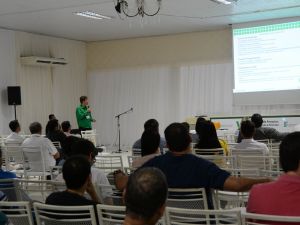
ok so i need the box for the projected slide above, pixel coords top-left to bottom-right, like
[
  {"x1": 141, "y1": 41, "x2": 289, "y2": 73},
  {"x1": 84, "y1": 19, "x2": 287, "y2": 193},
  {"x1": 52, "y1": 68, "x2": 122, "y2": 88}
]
[{"x1": 233, "y1": 21, "x2": 300, "y2": 93}]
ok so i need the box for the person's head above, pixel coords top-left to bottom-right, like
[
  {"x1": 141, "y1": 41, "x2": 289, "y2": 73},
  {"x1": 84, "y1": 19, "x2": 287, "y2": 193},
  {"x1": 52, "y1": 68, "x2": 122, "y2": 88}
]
[
  {"x1": 69, "y1": 138, "x2": 98, "y2": 162},
  {"x1": 181, "y1": 122, "x2": 190, "y2": 132},
  {"x1": 195, "y1": 117, "x2": 207, "y2": 135},
  {"x1": 63, "y1": 155, "x2": 91, "y2": 191},
  {"x1": 124, "y1": 167, "x2": 168, "y2": 225},
  {"x1": 240, "y1": 120, "x2": 255, "y2": 139},
  {"x1": 61, "y1": 121, "x2": 71, "y2": 133},
  {"x1": 195, "y1": 120, "x2": 221, "y2": 148},
  {"x1": 280, "y1": 132, "x2": 300, "y2": 173},
  {"x1": 29, "y1": 122, "x2": 42, "y2": 135},
  {"x1": 80, "y1": 96, "x2": 88, "y2": 106},
  {"x1": 251, "y1": 113, "x2": 264, "y2": 128},
  {"x1": 144, "y1": 119, "x2": 159, "y2": 133},
  {"x1": 141, "y1": 131, "x2": 160, "y2": 157},
  {"x1": 9, "y1": 120, "x2": 21, "y2": 133},
  {"x1": 48, "y1": 114, "x2": 56, "y2": 120},
  {"x1": 46, "y1": 119, "x2": 60, "y2": 133},
  {"x1": 164, "y1": 123, "x2": 191, "y2": 152}
]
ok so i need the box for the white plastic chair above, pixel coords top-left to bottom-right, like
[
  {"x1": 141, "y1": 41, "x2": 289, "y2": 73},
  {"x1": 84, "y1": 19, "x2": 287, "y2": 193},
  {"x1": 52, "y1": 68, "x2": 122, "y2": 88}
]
[
  {"x1": 2, "y1": 146, "x2": 24, "y2": 173},
  {"x1": 0, "y1": 201, "x2": 34, "y2": 225},
  {"x1": 34, "y1": 202, "x2": 98, "y2": 225},
  {"x1": 213, "y1": 190, "x2": 249, "y2": 209},
  {"x1": 22, "y1": 146, "x2": 51, "y2": 180},
  {"x1": 167, "y1": 188, "x2": 208, "y2": 210},
  {"x1": 94, "y1": 155, "x2": 124, "y2": 174},
  {"x1": 241, "y1": 207, "x2": 300, "y2": 224},
  {"x1": 197, "y1": 155, "x2": 236, "y2": 170},
  {"x1": 97, "y1": 204, "x2": 126, "y2": 225},
  {"x1": 81, "y1": 129, "x2": 98, "y2": 146},
  {"x1": 0, "y1": 178, "x2": 22, "y2": 201},
  {"x1": 96, "y1": 184, "x2": 122, "y2": 206},
  {"x1": 165, "y1": 207, "x2": 242, "y2": 225}
]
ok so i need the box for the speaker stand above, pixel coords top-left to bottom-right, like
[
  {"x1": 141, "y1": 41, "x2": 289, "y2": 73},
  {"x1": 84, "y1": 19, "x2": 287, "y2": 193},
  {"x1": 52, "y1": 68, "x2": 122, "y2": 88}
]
[{"x1": 13, "y1": 104, "x2": 17, "y2": 120}]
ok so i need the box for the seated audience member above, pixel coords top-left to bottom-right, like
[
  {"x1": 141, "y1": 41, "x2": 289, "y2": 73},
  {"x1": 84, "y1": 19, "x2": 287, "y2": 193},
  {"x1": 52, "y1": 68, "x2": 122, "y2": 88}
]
[
  {"x1": 46, "y1": 155, "x2": 100, "y2": 206},
  {"x1": 61, "y1": 121, "x2": 72, "y2": 136},
  {"x1": 181, "y1": 122, "x2": 199, "y2": 144},
  {"x1": 195, "y1": 120, "x2": 229, "y2": 155},
  {"x1": 116, "y1": 123, "x2": 270, "y2": 209},
  {"x1": 5, "y1": 120, "x2": 24, "y2": 144},
  {"x1": 235, "y1": 120, "x2": 269, "y2": 154},
  {"x1": 46, "y1": 119, "x2": 66, "y2": 144},
  {"x1": 247, "y1": 132, "x2": 300, "y2": 216},
  {"x1": 133, "y1": 119, "x2": 166, "y2": 151},
  {"x1": 0, "y1": 148, "x2": 17, "y2": 179},
  {"x1": 22, "y1": 122, "x2": 60, "y2": 170},
  {"x1": 238, "y1": 113, "x2": 288, "y2": 142},
  {"x1": 55, "y1": 139, "x2": 112, "y2": 203},
  {"x1": 124, "y1": 167, "x2": 168, "y2": 225},
  {"x1": 132, "y1": 131, "x2": 161, "y2": 168},
  {"x1": 45, "y1": 114, "x2": 57, "y2": 135}
]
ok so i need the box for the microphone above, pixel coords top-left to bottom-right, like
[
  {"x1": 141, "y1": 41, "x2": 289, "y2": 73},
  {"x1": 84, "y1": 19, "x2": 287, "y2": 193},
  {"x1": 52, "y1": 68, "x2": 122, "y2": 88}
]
[{"x1": 131, "y1": 107, "x2": 133, "y2": 112}]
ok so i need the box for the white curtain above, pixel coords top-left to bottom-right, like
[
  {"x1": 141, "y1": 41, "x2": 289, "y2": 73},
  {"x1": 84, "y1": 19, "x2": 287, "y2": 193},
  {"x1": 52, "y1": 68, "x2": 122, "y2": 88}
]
[
  {"x1": 15, "y1": 32, "x2": 87, "y2": 133},
  {"x1": 88, "y1": 63, "x2": 300, "y2": 146}
]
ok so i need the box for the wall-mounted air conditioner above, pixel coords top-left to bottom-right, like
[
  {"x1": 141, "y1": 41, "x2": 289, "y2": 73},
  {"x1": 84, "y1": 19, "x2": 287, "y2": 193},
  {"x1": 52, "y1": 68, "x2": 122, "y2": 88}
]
[{"x1": 20, "y1": 56, "x2": 67, "y2": 66}]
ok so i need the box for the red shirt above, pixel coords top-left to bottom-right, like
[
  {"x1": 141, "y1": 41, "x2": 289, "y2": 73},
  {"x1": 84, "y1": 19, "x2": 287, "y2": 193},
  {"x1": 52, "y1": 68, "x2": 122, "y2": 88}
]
[{"x1": 247, "y1": 174, "x2": 300, "y2": 223}]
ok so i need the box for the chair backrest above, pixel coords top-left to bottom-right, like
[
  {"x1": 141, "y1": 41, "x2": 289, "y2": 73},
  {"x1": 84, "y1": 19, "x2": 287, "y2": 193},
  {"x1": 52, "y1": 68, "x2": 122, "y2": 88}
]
[
  {"x1": 34, "y1": 202, "x2": 98, "y2": 225},
  {"x1": 96, "y1": 184, "x2": 122, "y2": 205},
  {"x1": 50, "y1": 166, "x2": 63, "y2": 180},
  {"x1": 0, "y1": 178, "x2": 21, "y2": 201},
  {"x1": 22, "y1": 146, "x2": 48, "y2": 178},
  {"x1": 0, "y1": 201, "x2": 34, "y2": 225},
  {"x1": 2, "y1": 146, "x2": 24, "y2": 171},
  {"x1": 165, "y1": 207, "x2": 242, "y2": 225},
  {"x1": 132, "y1": 148, "x2": 141, "y2": 156},
  {"x1": 52, "y1": 141, "x2": 61, "y2": 149},
  {"x1": 213, "y1": 190, "x2": 249, "y2": 209},
  {"x1": 97, "y1": 204, "x2": 126, "y2": 225},
  {"x1": 241, "y1": 208, "x2": 300, "y2": 224},
  {"x1": 167, "y1": 188, "x2": 208, "y2": 210},
  {"x1": 81, "y1": 130, "x2": 98, "y2": 146},
  {"x1": 236, "y1": 155, "x2": 271, "y2": 171},
  {"x1": 3, "y1": 141, "x2": 22, "y2": 148},
  {"x1": 197, "y1": 154, "x2": 235, "y2": 170},
  {"x1": 193, "y1": 148, "x2": 224, "y2": 156},
  {"x1": 15, "y1": 179, "x2": 56, "y2": 203},
  {"x1": 94, "y1": 155, "x2": 124, "y2": 174}
]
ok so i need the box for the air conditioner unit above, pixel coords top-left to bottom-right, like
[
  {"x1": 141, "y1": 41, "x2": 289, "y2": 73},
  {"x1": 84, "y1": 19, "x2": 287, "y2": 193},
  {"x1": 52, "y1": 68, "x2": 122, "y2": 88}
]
[{"x1": 20, "y1": 56, "x2": 67, "y2": 66}]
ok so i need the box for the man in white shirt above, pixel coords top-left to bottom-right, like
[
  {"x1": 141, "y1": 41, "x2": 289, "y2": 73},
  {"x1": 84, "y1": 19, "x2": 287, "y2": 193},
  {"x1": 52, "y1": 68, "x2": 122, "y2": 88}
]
[
  {"x1": 235, "y1": 120, "x2": 269, "y2": 154},
  {"x1": 5, "y1": 120, "x2": 24, "y2": 144},
  {"x1": 22, "y1": 122, "x2": 60, "y2": 170}
]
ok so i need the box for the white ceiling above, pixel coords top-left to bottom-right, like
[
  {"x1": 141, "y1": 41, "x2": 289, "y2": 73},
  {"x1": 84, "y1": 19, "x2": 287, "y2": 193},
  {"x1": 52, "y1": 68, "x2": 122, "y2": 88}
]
[{"x1": 0, "y1": 0, "x2": 300, "y2": 41}]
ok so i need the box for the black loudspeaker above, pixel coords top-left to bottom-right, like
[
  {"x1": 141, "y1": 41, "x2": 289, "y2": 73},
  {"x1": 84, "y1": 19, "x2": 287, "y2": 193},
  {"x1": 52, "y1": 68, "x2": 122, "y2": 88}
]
[{"x1": 7, "y1": 86, "x2": 22, "y2": 105}]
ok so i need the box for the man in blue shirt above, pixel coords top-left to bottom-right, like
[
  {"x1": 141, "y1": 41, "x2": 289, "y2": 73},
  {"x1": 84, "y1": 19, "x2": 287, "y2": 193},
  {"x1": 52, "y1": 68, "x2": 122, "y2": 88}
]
[{"x1": 116, "y1": 123, "x2": 271, "y2": 209}]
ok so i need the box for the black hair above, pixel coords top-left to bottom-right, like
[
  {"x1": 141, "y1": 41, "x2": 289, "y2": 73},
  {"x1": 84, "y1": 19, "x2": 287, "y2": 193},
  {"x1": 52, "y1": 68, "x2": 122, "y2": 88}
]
[
  {"x1": 195, "y1": 120, "x2": 221, "y2": 149},
  {"x1": 49, "y1": 114, "x2": 56, "y2": 120},
  {"x1": 164, "y1": 123, "x2": 191, "y2": 152},
  {"x1": 80, "y1": 96, "x2": 88, "y2": 104},
  {"x1": 280, "y1": 132, "x2": 300, "y2": 172},
  {"x1": 46, "y1": 119, "x2": 60, "y2": 133},
  {"x1": 141, "y1": 131, "x2": 160, "y2": 157},
  {"x1": 240, "y1": 120, "x2": 255, "y2": 138},
  {"x1": 61, "y1": 121, "x2": 71, "y2": 132},
  {"x1": 144, "y1": 119, "x2": 159, "y2": 133},
  {"x1": 9, "y1": 120, "x2": 20, "y2": 132},
  {"x1": 29, "y1": 122, "x2": 42, "y2": 134},
  {"x1": 61, "y1": 136, "x2": 82, "y2": 159},
  {"x1": 63, "y1": 155, "x2": 91, "y2": 190},
  {"x1": 251, "y1": 113, "x2": 263, "y2": 128},
  {"x1": 125, "y1": 167, "x2": 168, "y2": 221},
  {"x1": 181, "y1": 122, "x2": 190, "y2": 132},
  {"x1": 69, "y1": 138, "x2": 98, "y2": 160}
]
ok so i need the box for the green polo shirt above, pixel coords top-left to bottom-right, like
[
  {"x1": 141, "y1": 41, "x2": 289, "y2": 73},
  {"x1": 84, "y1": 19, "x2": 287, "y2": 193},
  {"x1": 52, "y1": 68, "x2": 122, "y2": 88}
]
[{"x1": 76, "y1": 105, "x2": 93, "y2": 129}]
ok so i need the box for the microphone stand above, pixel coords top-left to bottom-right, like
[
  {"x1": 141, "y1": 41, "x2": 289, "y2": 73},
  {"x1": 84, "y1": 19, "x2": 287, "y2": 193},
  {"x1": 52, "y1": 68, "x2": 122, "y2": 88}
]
[{"x1": 114, "y1": 108, "x2": 133, "y2": 153}]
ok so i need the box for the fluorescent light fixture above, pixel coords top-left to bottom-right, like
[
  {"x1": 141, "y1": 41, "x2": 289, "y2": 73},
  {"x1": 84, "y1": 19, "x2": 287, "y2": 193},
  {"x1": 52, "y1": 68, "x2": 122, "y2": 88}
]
[
  {"x1": 75, "y1": 11, "x2": 112, "y2": 20},
  {"x1": 211, "y1": 0, "x2": 237, "y2": 5}
]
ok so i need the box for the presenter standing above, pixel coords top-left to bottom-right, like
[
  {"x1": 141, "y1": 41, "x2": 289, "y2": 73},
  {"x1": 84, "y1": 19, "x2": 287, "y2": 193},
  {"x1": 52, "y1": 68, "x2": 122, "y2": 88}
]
[{"x1": 76, "y1": 96, "x2": 96, "y2": 131}]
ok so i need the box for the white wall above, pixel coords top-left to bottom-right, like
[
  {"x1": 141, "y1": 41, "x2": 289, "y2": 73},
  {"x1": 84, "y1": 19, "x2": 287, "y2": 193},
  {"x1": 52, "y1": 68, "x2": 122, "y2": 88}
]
[
  {"x1": 0, "y1": 29, "x2": 17, "y2": 135},
  {"x1": 0, "y1": 29, "x2": 87, "y2": 135}
]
